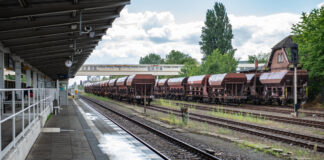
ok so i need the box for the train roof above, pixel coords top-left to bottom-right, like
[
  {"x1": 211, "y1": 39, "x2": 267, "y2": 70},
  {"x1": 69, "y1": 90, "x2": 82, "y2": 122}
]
[
  {"x1": 126, "y1": 74, "x2": 155, "y2": 86},
  {"x1": 260, "y1": 70, "x2": 288, "y2": 84},
  {"x1": 167, "y1": 77, "x2": 187, "y2": 86},
  {"x1": 116, "y1": 76, "x2": 128, "y2": 86},
  {"x1": 157, "y1": 78, "x2": 168, "y2": 86},
  {"x1": 187, "y1": 75, "x2": 209, "y2": 85},
  {"x1": 109, "y1": 79, "x2": 117, "y2": 86},
  {"x1": 209, "y1": 73, "x2": 246, "y2": 86},
  {"x1": 245, "y1": 74, "x2": 255, "y2": 83}
]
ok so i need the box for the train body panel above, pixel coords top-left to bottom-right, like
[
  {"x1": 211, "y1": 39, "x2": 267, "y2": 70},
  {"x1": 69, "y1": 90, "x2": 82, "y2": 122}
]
[
  {"x1": 167, "y1": 77, "x2": 188, "y2": 100},
  {"x1": 186, "y1": 75, "x2": 210, "y2": 101},
  {"x1": 155, "y1": 78, "x2": 169, "y2": 98},
  {"x1": 208, "y1": 73, "x2": 247, "y2": 103},
  {"x1": 126, "y1": 74, "x2": 155, "y2": 104}
]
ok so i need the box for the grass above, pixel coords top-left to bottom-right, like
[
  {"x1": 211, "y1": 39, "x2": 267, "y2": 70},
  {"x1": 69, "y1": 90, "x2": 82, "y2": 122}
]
[
  {"x1": 206, "y1": 109, "x2": 282, "y2": 127},
  {"x1": 152, "y1": 99, "x2": 180, "y2": 110},
  {"x1": 217, "y1": 127, "x2": 232, "y2": 134},
  {"x1": 159, "y1": 112, "x2": 186, "y2": 127},
  {"x1": 81, "y1": 92, "x2": 112, "y2": 103},
  {"x1": 311, "y1": 127, "x2": 324, "y2": 135},
  {"x1": 45, "y1": 113, "x2": 52, "y2": 124},
  {"x1": 152, "y1": 99, "x2": 198, "y2": 111},
  {"x1": 154, "y1": 99, "x2": 286, "y2": 129}
]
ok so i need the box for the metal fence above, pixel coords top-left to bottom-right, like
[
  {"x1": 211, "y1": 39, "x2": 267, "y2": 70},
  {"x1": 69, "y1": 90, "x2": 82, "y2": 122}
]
[{"x1": 0, "y1": 88, "x2": 57, "y2": 159}]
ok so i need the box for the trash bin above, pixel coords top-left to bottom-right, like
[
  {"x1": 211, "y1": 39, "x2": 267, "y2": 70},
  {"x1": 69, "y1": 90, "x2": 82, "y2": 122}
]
[{"x1": 53, "y1": 99, "x2": 59, "y2": 115}]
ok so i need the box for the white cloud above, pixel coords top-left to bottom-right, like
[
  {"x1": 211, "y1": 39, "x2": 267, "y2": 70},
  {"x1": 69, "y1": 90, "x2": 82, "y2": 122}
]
[
  {"x1": 85, "y1": 9, "x2": 300, "y2": 64},
  {"x1": 86, "y1": 9, "x2": 203, "y2": 64},
  {"x1": 229, "y1": 13, "x2": 300, "y2": 60},
  {"x1": 318, "y1": 2, "x2": 324, "y2": 8}
]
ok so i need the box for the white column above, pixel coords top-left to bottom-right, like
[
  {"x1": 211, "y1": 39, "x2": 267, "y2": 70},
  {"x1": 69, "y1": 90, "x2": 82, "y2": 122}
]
[
  {"x1": 26, "y1": 65, "x2": 31, "y2": 87},
  {"x1": 56, "y1": 80, "x2": 60, "y2": 101},
  {"x1": 33, "y1": 70, "x2": 37, "y2": 88},
  {"x1": 38, "y1": 73, "x2": 42, "y2": 88},
  {"x1": 0, "y1": 50, "x2": 4, "y2": 89},
  {"x1": 15, "y1": 60, "x2": 22, "y2": 99}
]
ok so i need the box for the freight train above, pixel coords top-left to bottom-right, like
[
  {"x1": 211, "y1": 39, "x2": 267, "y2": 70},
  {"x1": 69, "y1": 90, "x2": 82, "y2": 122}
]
[
  {"x1": 84, "y1": 68, "x2": 308, "y2": 106},
  {"x1": 84, "y1": 36, "x2": 308, "y2": 106},
  {"x1": 85, "y1": 74, "x2": 155, "y2": 105}
]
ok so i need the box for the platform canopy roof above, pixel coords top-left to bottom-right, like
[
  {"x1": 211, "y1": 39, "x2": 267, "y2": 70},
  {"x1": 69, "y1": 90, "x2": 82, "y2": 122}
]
[{"x1": 0, "y1": 0, "x2": 130, "y2": 80}]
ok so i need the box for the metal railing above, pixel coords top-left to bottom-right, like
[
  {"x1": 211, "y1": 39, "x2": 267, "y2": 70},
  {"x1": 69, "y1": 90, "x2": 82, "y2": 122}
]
[{"x1": 0, "y1": 88, "x2": 57, "y2": 159}]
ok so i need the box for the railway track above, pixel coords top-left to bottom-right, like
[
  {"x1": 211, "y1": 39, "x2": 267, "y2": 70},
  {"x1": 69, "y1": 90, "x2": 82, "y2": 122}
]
[
  {"x1": 144, "y1": 104, "x2": 324, "y2": 152},
  {"x1": 80, "y1": 95, "x2": 220, "y2": 160},
  {"x1": 241, "y1": 104, "x2": 324, "y2": 118},
  {"x1": 156, "y1": 98, "x2": 324, "y2": 118},
  {"x1": 167, "y1": 102, "x2": 324, "y2": 129}
]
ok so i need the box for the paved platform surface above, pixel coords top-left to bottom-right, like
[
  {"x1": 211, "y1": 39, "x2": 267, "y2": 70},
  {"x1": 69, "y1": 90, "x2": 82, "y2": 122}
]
[
  {"x1": 26, "y1": 99, "x2": 107, "y2": 160},
  {"x1": 26, "y1": 98, "x2": 163, "y2": 160},
  {"x1": 76, "y1": 98, "x2": 162, "y2": 160}
]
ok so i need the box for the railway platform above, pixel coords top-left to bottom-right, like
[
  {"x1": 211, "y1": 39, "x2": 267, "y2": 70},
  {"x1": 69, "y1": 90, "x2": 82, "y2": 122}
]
[{"x1": 26, "y1": 98, "x2": 163, "y2": 160}]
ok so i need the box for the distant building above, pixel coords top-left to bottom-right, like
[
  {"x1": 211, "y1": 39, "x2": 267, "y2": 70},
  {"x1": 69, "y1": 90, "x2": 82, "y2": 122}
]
[
  {"x1": 267, "y1": 35, "x2": 294, "y2": 71},
  {"x1": 236, "y1": 61, "x2": 265, "y2": 72}
]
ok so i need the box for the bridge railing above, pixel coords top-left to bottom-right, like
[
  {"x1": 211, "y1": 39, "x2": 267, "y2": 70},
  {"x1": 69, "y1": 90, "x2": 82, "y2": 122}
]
[{"x1": 0, "y1": 88, "x2": 56, "y2": 159}]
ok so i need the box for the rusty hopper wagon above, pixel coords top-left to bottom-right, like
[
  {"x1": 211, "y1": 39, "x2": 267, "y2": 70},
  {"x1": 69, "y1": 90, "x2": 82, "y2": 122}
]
[
  {"x1": 259, "y1": 70, "x2": 308, "y2": 105},
  {"x1": 167, "y1": 77, "x2": 188, "y2": 100},
  {"x1": 102, "y1": 80, "x2": 110, "y2": 97},
  {"x1": 156, "y1": 78, "x2": 169, "y2": 98},
  {"x1": 108, "y1": 78, "x2": 117, "y2": 98},
  {"x1": 244, "y1": 73, "x2": 264, "y2": 104},
  {"x1": 208, "y1": 73, "x2": 247, "y2": 104},
  {"x1": 126, "y1": 74, "x2": 155, "y2": 105},
  {"x1": 186, "y1": 75, "x2": 210, "y2": 102},
  {"x1": 116, "y1": 76, "x2": 129, "y2": 100}
]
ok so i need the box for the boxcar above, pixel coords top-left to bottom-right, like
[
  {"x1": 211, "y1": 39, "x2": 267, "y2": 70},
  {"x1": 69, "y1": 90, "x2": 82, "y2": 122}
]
[
  {"x1": 168, "y1": 77, "x2": 188, "y2": 100},
  {"x1": 126, "y1": 74, "x2": 155, "y2": 105}
]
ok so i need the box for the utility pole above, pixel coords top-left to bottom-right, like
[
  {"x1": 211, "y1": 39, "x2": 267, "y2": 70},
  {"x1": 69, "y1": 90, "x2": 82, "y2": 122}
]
[
  {"x1": 144, "y1": 84, "x2": 146, "y2": 114},
  {"x1": 290, "y1": 43, "x2": 299, "y2": 117}
]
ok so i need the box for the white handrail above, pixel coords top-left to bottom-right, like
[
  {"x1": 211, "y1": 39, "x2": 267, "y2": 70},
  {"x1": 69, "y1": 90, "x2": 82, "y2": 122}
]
[{"x1": 0, "y1": 88, "x2": 57, "y2": 159}]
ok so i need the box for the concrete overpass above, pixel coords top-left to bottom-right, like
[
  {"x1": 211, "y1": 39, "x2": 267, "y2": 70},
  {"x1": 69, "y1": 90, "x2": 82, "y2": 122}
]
[{"x1": 76, "y1": 64, "x2": 184, "y2": 76}]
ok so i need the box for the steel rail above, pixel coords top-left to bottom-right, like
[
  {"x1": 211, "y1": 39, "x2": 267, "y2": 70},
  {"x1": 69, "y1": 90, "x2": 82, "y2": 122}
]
[
  {"x1": 171, "y1": 102, "x2": 324, "y2": 129},
  {"x1": 145, "y1": 104, "x2": 324, "y2": 152},
  {"x1": 81, "y1": 95, "x2": 221, "y2": 160}
]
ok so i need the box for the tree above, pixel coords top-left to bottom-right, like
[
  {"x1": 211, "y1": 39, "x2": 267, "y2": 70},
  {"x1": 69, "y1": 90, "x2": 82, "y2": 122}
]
[
  {"x1": 292, "y1": 7, "x2": 324, "y2": 100},
  {"x1": 180, "y1": 60, "x2": 200, "y2": 77},
  {"x1": 139, "y1": 53, "x2": 164, "y2": 64},
  {"x1": 180, "y1": 50, "x2": 238, "y2": 77},
  {"x1": 165, "y1": 50, "x2": 196, "y2": 64},
  {"x1": 102, "y1": 76, "x2": 109, "y2": 81},
  {"x1": 248, "y1": 53, "x2": 270, "y2": 63},
  {"x1": 199, "y1": 2, "x2": 233, "y2": 60},
  {"x1": 200, "y1": 49, "x2": 238, "y2": 74}
]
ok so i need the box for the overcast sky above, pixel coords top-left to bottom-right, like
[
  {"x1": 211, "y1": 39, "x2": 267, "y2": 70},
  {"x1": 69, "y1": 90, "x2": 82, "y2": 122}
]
[{"x1": 70, "y1": 0, "x2": 324, "y2": 85}]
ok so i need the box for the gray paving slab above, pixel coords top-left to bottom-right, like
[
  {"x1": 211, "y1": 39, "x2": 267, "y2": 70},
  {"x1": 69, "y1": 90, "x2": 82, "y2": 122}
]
[
  {"x1": 76, "y1": 99, "x2": 163, "y2": 160},
  {"x1": 26, "y1": 99, "x2": 107, "y2": 160}
]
